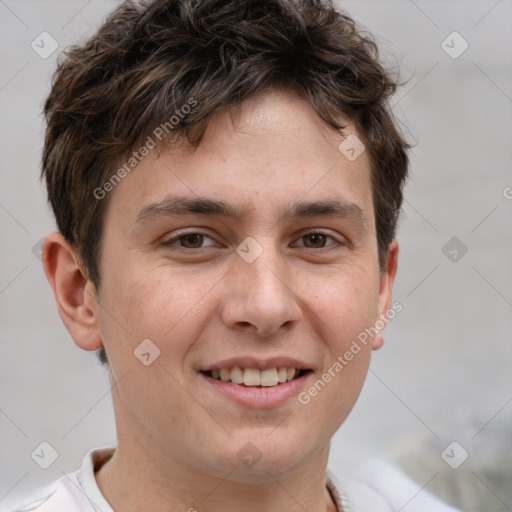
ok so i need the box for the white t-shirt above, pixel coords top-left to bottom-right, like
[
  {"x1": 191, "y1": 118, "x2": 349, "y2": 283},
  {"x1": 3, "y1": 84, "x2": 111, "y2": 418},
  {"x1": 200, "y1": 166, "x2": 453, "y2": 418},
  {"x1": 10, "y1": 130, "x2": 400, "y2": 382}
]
[{"x1": 7, "y1": 446, "x2": 460, "y2": 512}]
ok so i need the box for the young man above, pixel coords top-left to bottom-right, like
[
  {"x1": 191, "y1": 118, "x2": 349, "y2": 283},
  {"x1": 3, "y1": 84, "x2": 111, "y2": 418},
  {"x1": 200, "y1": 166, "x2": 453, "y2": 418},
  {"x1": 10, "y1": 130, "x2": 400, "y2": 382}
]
[{"x1": 12, "y1": 0, "x2": 461, "y2": 510}]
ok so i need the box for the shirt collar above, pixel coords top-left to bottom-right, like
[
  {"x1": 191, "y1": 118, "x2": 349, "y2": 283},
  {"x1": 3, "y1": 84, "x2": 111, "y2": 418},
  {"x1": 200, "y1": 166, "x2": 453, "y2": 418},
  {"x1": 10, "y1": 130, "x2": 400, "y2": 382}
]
[{"x1": 77, "y1": 446, "x2": 352, "y2": 512}]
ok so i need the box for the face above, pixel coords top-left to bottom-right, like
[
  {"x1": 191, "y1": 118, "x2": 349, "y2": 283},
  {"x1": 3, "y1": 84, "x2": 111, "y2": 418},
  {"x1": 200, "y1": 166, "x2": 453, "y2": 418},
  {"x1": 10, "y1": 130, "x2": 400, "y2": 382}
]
[{"x1": 88, "y1": 90, "x2": 396, "y2": 481}]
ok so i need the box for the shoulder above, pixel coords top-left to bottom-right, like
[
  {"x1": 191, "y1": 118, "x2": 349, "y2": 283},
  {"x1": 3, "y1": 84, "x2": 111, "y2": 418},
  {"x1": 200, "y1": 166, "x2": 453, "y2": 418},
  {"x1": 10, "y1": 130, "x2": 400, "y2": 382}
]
[
  {"x1": 329, "y1": 458, "x2": 461, "y2": 512},
  {"x1": 6, "y1": 446, "x2": 116, "y2": 512},
  {"x1": 7, "y1": 473, "x2": 96, "y2": 512}
]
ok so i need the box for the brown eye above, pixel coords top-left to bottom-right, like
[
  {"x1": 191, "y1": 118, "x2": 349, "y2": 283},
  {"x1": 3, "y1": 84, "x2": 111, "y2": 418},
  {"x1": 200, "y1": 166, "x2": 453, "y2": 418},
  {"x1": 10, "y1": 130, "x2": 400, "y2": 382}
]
[
  {"x1": 294, "y1": 231, "x2": 343, "y2": 252},
  {"x1": 302, "y1": 233, "x2": 328, "y2": 248},
  {"x1": 163, "y1": 231, "x2": 219, "y2": 251},
  {"x1": 178, "y1": 233, "x2": 204, "y2": 248}
]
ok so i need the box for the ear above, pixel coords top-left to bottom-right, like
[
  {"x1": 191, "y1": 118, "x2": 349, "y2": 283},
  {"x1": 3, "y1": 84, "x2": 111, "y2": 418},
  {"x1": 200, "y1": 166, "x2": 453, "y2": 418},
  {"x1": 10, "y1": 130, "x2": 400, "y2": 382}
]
[
  {"x1": 42, "y1": 232, "x2": 103, "y2": 352},
  {"x1": 372, "y1": 239, "x2": 399, "y2": 350}
]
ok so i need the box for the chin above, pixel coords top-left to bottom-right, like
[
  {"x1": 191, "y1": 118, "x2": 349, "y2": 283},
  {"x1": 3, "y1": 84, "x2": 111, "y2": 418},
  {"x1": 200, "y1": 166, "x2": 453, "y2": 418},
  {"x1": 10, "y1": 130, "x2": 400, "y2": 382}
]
[{"x1": 217, "y1": 429, "x2": 318, "y2": 481}]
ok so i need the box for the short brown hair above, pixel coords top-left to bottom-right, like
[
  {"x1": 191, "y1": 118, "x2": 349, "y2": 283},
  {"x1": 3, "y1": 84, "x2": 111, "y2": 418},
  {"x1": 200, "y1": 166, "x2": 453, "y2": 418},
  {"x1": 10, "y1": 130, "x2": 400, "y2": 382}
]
[{"x1": 42, "y1": 0, "x2": 410, "y2": 364}]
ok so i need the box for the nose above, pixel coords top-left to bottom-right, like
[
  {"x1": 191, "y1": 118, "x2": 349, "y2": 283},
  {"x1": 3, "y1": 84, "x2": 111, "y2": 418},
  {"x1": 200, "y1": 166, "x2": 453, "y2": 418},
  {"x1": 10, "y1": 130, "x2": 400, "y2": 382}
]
[{"x1": 220, "y1": 243, "x2": 302, "y2": 338}]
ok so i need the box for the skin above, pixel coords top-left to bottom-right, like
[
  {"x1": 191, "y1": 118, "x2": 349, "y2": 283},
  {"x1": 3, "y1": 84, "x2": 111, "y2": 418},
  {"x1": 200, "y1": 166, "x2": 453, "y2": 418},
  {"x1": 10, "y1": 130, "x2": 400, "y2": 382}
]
[{"x1": 43, "y1": 89, "x2": 398, "y2": 512}]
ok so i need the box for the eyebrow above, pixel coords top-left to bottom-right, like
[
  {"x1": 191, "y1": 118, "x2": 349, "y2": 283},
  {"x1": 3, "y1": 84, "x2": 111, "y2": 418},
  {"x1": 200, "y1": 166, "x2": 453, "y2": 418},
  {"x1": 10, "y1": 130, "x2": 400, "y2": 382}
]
[{"x1": 134, "y1": 195, "x2": 368, "y2": 228}]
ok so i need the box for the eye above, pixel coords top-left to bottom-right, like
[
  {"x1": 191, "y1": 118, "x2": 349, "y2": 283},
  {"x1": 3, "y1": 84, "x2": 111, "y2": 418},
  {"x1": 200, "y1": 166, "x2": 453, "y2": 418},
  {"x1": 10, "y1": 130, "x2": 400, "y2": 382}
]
[
  {"x1": 163, "y1": 232, "x2": 218, "y2": 249},
  {"x1": 162, "y1": 230, "x2": 343, "y2": 252},
  {"x1": 294, "y1": 232, "x2": 341, "y2": 250}
]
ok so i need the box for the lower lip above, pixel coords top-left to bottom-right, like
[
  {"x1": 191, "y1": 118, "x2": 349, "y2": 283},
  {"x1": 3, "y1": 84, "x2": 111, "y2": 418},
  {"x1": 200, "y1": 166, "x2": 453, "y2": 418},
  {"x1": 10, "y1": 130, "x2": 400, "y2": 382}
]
[{"x1": 199, "y1": 372, "x2": 312, "y2": 409}]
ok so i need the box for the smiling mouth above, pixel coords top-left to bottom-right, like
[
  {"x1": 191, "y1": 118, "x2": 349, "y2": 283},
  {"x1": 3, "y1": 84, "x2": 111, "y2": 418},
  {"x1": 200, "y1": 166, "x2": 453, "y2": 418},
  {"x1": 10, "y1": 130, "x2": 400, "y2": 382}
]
[{"x1": 200, "y1": 367, "x2": 312, "y2": 387}]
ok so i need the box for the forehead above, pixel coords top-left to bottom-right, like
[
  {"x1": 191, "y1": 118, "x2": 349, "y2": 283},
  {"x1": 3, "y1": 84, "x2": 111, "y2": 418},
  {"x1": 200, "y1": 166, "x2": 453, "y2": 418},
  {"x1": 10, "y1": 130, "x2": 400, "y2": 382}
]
[{"x1": 103, "y1": 89, "x2": 374, "y2": 230}]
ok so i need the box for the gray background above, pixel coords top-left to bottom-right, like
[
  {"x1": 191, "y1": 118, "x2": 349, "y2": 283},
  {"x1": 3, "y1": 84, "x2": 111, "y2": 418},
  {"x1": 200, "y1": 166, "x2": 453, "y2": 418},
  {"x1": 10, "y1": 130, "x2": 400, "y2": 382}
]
[{"x1": 1, "y1": 1, "x2": 511, "y2": 511}]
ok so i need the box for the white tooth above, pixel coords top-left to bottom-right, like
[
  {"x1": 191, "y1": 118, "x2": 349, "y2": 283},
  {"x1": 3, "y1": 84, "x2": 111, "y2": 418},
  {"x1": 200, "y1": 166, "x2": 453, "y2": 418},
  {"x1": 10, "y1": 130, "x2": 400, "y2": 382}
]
[
  {"x1": 211, "y1": 369, "x2": 220, "y2": 380},
  {"x1": 243, "y1": 368, "x2": 261, "y2": 386},
  {"x1": 286, "y1": 368, "x2": 296, "y2": 381},
  {"x1": 261, "y1": 368, "x2": 279, "y2": 387},
  {"x1": 230, "y1": 367, "x2": 244, "y2": 384},
  {"x1": 220, "y1": 368, "x2": 231, "y2": 381},
  {"x1": 277, "y1": 367, "x2": 287, "y2": 383}
]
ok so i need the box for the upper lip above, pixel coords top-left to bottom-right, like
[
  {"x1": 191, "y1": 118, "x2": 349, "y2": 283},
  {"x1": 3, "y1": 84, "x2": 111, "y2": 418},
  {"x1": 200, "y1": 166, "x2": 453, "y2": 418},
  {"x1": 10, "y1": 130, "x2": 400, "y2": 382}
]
[{"x1": 199, "y1": 356, "x2": 312, "y2": 371}]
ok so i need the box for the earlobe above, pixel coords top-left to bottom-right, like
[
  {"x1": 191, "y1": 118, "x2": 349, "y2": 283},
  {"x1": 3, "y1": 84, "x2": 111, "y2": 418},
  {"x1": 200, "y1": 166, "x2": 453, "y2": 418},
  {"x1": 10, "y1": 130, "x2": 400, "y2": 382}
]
[
  {"x1": 372, "y1": 239, "x2": 399, "y2": 350},
  {"x1": 42, "y1": 232, "x2": 103, "y2": 352}
]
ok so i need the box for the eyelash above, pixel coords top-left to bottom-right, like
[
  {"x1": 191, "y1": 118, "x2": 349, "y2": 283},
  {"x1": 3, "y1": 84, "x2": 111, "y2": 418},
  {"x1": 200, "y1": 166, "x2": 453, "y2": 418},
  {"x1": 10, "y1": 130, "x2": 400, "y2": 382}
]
[{"x1": 162, "y1": 230, "x2": 344, "y2": 252}]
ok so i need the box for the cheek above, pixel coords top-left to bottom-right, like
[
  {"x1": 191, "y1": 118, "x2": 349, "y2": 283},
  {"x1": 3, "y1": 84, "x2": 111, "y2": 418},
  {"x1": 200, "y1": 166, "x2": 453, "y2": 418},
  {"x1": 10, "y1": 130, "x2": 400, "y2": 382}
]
[
  {"x1": 98, "y1": 262, "x2": 219, "y2": 367},
  {"x1": 97, "y1": 267, "x2": 213, "y2": 425},
  {"x1": 297, "y1": 266, "x2": 379, "y2": 416},
  {"x1": 304, "y1": 265, "x2": 380, "y2": 349}
]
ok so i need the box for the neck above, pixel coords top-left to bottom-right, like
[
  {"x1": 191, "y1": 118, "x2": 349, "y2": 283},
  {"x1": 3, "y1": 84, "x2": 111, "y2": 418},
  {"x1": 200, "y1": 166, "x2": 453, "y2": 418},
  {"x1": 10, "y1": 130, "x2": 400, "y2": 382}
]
[{"x1": 95, "y1": 435, "x2": 339, "y2": 512}]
